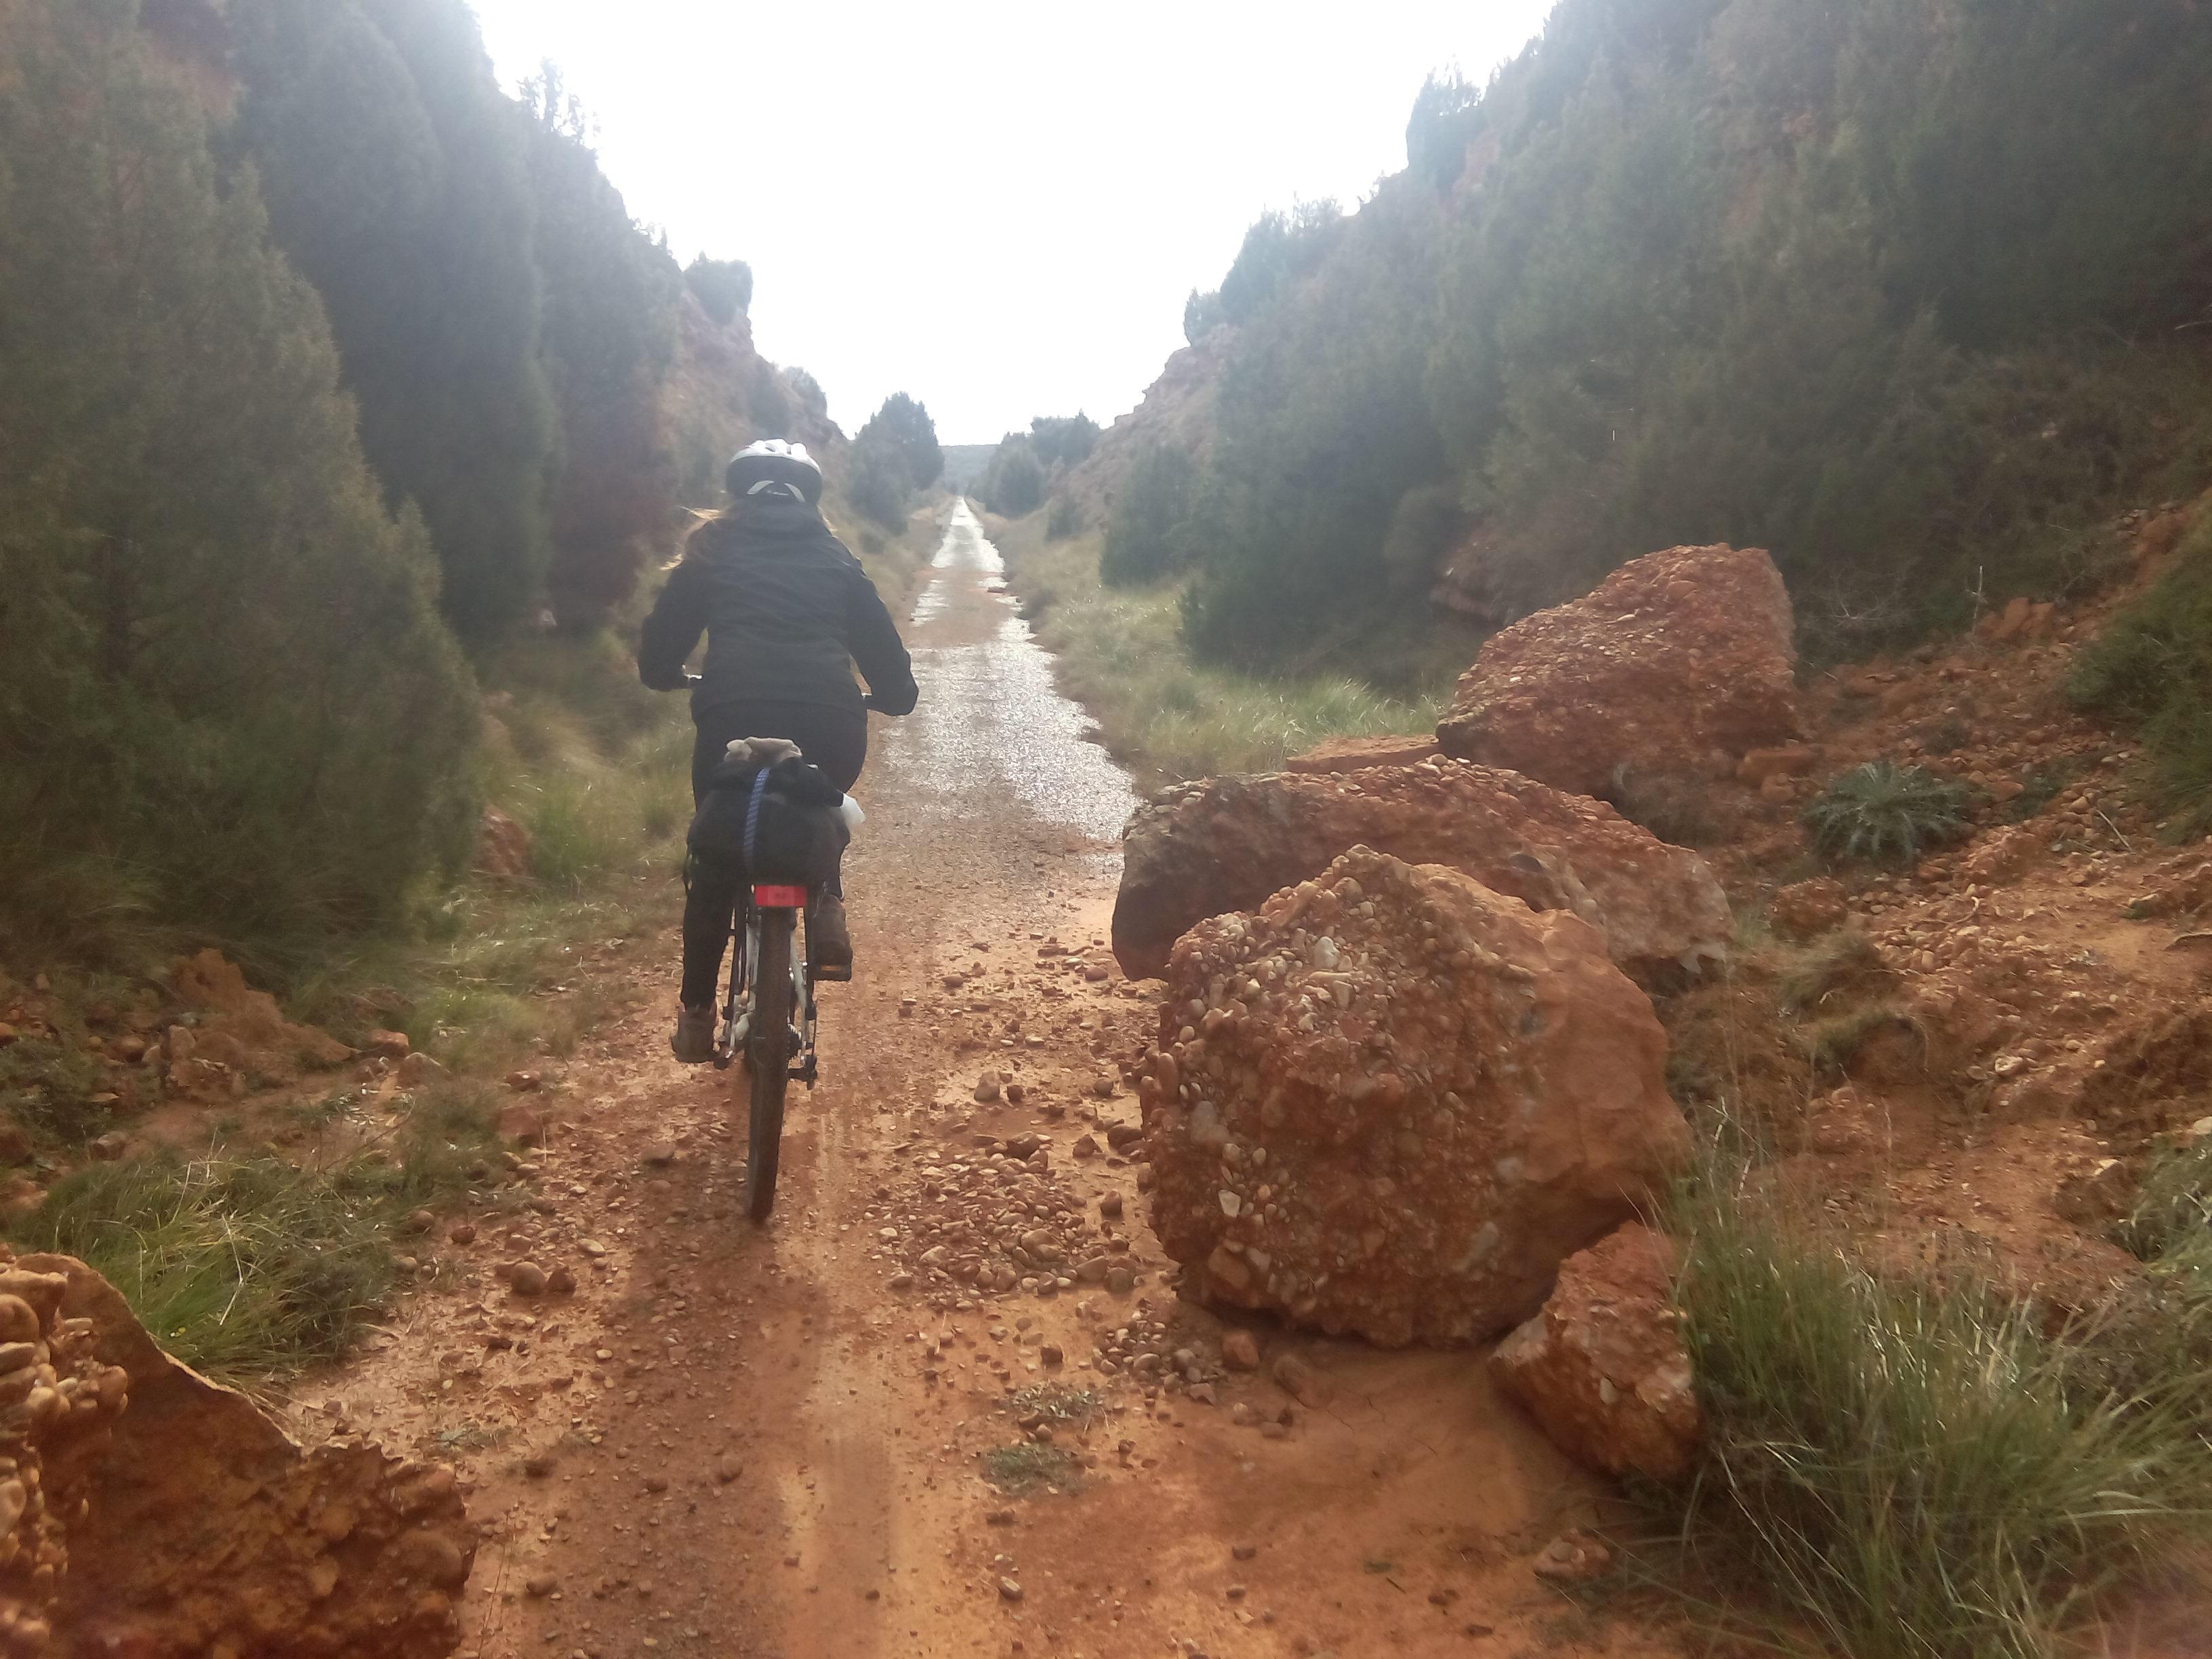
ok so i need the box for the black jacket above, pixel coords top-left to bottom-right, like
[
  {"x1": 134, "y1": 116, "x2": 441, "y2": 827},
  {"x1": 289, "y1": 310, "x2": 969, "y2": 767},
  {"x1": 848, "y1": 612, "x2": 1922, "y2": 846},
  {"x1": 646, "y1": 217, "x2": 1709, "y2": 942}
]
[{"x1": 637, "y1": 499, "x2": 918, "y2": 718}]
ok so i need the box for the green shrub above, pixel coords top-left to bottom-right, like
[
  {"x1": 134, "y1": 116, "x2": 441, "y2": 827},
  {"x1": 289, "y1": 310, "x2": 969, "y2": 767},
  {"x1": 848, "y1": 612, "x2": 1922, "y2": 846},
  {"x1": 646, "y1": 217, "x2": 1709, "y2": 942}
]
[
  {"x1": 1028, "y1": 414, "x2": 1100, "y2": 470},
  {"x1": 1153, "y1": 0, "x2": 2212, "y2": 669},
  {"x1": 2072, "y1": 516, "x2": 2212, "y2": 832},
  {"x1": 230, "y1": 0, "x2": 559, "y2": 646},
  {"x1": 15, "y1": 1153, "x2": 403, "y2": 1380},
  {"x1": 0, "y1": 0, "x2": 480, "y2": 964},
  {"x1": 1805, "y1": 762, "x2": 1973, "y2": 863},
  {"x1": 684, "y1": 255, "x2": 752, "y2": 324},
  {"x1": 0, "y1": 1027, "x2": 108, "y2": 1147},
  {"x1": 848, "y1": 435, "x2": 912, "y2": 530},
  {"x1": 856, "y1": 393, "x2": 943, "y2": 494},
  {"x1": 2110, "y1": 1137, "x2": 2212, "y2": 1266},
  {"x1": 1045, "y1": 497, "x2": 1085, "y2": 541},
  {"x1": 981, "y1": 436, "x2": 1046, "y2": 516},
  {"x1": 1101, "y1": 444, "x2": 1198, "y2": 587},
  {"x1": 1183, "y1": 287, "x2": 1226, "y2": 345},
  {"x1": 1670, "y1": 1189, "x2": 2212, "y2": 1659}
]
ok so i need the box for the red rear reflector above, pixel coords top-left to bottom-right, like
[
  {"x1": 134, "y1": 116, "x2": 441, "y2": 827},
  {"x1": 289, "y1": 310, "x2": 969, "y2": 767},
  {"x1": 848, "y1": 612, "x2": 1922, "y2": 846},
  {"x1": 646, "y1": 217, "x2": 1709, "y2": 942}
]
[{"x1": 752, "y1": 884, "x2": 808, "y2": 908}]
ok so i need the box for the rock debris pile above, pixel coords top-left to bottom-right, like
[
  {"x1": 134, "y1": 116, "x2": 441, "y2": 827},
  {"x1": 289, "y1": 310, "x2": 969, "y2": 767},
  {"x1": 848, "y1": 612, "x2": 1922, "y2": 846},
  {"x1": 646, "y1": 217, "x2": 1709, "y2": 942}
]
[
  {"x1": 885, "y1": 1136, "x2": 1137, "y2": 1306},
  {"x1": 1139, "y1": 848, "x2": 1690, "y2": 1347},
  {"x1": 30, "y1": 1254, "x2": 475, "y2": 1658}
]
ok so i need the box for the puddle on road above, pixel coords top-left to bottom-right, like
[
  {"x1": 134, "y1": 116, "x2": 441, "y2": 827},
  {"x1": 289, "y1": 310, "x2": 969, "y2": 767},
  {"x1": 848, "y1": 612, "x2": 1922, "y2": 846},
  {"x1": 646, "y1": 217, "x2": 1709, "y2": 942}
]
[{"x1": 878, "y1": 503, "x2": 1138, "y2": 859}]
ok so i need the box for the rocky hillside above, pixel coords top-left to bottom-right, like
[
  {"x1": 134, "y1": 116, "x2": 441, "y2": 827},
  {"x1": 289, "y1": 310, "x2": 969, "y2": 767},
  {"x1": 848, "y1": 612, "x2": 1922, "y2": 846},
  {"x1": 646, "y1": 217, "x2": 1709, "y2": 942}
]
[
  {"x1": 1054, "y1": 325, "x2": 1234, "y2": 524},
  {"x1": 1109, "y1": 497, "x2": 2212, "y2": 1652}
]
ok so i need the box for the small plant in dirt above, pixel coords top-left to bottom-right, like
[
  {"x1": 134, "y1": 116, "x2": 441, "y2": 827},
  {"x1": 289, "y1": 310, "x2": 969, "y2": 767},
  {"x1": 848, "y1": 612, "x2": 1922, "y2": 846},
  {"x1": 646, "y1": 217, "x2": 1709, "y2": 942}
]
[
  {"x1": 1663, "y1": 1183, "x2": 2212, "y2": 1659},
  {"x1": 2108, "y1": 1136, "x2": 2212, "y2": 1267},
  {"x1": 1008, "y1": 1383, "x2": 1101, "y2": 1424},
  {"x1": 1804, "y1": 762, "x2": 1973, "y2": 863},
  {"x1": 2007, "y1": 760, "x2": 2077, "y2": 821},
  {"x1": 981, "y1": 1443, "x2": 1081, "y2": 1496},
  {"x1": 1776, "y1": 929, "x2": 1894, "y2": 1015}
]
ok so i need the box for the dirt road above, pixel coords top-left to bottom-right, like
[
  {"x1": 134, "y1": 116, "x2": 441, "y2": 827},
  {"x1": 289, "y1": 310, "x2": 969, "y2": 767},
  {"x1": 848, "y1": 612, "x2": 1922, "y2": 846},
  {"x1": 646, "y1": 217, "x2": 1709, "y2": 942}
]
[{"x1": 309, "y1": 505, "x2": 1640, "y2": 1659}]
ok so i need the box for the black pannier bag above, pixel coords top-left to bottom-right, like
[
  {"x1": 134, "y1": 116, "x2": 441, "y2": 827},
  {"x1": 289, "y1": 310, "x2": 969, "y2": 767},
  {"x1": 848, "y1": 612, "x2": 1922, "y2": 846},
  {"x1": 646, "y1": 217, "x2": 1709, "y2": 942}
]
[{"x1": 687, "y1": 747, "x2": 848, "y2": 890}]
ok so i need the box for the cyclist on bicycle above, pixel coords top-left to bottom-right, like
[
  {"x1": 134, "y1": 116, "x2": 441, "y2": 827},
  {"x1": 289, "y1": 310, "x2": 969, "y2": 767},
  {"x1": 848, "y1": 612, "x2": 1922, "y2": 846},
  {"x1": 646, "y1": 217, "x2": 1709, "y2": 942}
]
[{"x1": 638, "y1": 439, "x2": 917, "y2": 1062}]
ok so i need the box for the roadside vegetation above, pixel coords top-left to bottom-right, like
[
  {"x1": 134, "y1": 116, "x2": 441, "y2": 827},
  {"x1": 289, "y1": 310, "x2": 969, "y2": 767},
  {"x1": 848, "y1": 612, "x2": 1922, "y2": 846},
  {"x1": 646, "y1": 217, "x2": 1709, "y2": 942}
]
[
  {"x1": 2071, "y1": 512, "x2": 2212, "y2": 834},
  {"x1": 992, "y1": 511, "x2": 1445, "y2": 781},
  {"x1": 1652, "y1": 895, "x2": 2212, "y2": 1659},
  {"x1": 1665, "y1": 1172, "x2": 2212, "y2": 1659},
  {"x1": 1803, "y1": 763, "x2": 1975, "y2": 865}
]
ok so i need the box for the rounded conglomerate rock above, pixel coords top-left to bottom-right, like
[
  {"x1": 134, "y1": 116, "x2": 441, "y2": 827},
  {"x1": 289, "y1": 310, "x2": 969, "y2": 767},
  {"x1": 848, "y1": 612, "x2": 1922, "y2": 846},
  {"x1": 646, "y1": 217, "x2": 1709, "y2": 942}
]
[
  {"x1": 1141, "y1": 849, "x2": 1690, "y2": 1348},
  {"x1": 1436, "y1": 543, "x2": 1802, "y2": 797}
]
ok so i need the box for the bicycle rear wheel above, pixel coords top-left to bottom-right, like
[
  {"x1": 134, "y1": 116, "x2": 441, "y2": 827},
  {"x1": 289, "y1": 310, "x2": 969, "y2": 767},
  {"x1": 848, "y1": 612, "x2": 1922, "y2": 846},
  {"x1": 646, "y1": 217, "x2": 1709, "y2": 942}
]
[{"x1": 745, "y1": 909, "x2": 794, "y2": 1223}]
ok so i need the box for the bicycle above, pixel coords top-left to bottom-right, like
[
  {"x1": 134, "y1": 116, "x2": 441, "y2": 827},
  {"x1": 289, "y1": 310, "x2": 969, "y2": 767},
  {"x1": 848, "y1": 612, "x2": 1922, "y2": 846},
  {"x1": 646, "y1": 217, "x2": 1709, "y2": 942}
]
[{"x1": 710, "y1": 880, "x2": 842, "y2": 1222}]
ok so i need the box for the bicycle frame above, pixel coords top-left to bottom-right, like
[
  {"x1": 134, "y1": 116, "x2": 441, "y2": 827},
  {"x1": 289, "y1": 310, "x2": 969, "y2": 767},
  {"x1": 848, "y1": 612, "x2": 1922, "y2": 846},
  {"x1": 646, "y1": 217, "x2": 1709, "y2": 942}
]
[{"x1": 712, "y1": 885, "x2": 818, "y2": 1086}]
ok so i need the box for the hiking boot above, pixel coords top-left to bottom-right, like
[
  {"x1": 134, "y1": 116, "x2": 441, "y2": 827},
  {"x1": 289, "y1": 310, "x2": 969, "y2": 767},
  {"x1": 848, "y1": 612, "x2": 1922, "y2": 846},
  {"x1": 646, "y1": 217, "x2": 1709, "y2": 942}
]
[
  {"x1": 809, "y1": 895, "x2": 853, "y2": 978},
  {"x1": 670, "y1": 1004, "x2": 716, "y2": 1064}
]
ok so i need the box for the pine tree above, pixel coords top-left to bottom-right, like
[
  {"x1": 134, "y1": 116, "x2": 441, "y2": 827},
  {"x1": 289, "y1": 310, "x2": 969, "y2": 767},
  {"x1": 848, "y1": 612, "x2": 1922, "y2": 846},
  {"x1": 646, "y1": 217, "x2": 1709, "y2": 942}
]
[
  {"x1": 857, "y1": 394, "x2": 944, "y2": 492},
  {"x1": 522, "y1": 66, "x2": 682, "y2": 630},
  {"x1": 0, "y1": 0, "x2": 476, "y2": 954},
  {"x1": 228, "y1": 0, "x2": 557, "y2": 645}
]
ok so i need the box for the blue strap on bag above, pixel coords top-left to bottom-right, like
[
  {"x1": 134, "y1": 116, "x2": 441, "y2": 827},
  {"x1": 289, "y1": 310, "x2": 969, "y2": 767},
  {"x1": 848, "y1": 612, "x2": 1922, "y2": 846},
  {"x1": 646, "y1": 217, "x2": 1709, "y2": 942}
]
[{"x1": 743, "y1": 768, "x2": 771, "y2": 876}]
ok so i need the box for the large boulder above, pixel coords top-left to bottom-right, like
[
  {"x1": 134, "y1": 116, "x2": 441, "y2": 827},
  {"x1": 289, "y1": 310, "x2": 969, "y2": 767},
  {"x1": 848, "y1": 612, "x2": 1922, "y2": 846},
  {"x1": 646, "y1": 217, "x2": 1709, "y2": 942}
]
[
  {"x1": 1435, "y1": 544, "x2": 1803, "y2": 798},
  {"x1": 1112, "y1": 760, "x2": 1731, "y2": 986},
  {"x1": 1490, "y1": 1224, "x2": 1701, "y2": 1482},
  {"x1": 29, "y1": 1253, "x2": 476, "y2": 1658},
  {"x1": 1141, "y1": 849, "x2": 1691, "y2": 1347}
]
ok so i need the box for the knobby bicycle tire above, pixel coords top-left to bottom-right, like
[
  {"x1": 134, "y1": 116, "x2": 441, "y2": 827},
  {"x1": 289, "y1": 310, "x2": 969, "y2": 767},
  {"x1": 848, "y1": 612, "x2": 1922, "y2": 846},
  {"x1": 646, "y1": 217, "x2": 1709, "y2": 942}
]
[{"x1": 745, "y1": 911, "x2": 794, "y2": 1223}]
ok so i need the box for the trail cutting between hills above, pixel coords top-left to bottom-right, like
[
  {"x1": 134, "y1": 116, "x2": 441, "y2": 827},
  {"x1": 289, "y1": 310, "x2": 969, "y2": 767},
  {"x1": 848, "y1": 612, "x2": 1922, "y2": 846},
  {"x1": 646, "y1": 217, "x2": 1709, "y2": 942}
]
[{"x1": 305, "y1": 502, "x2": 1634, "y2": 1659}]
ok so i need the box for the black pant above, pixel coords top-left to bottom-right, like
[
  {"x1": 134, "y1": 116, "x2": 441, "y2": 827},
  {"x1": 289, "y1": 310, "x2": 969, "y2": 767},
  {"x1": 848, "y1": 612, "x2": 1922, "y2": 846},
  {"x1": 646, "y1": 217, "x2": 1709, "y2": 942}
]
[{"x1": 680, "y1": 699, "x2": 868, "y2": 1008}]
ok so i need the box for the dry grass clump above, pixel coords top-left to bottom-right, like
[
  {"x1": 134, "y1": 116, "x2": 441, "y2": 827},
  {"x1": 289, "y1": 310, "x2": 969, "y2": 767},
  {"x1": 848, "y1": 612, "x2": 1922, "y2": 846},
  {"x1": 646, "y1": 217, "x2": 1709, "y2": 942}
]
[{"x1": 1666, "y1": 1176, "x2": 2212, "y2": 1659}]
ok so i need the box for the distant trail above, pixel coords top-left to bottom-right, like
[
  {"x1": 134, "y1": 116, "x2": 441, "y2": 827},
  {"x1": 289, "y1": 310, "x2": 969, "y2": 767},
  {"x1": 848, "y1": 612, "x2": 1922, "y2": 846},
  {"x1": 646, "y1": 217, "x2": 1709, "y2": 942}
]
[{"x1": 315, "y1": 502, "x2": 1633, "y2": 1659}]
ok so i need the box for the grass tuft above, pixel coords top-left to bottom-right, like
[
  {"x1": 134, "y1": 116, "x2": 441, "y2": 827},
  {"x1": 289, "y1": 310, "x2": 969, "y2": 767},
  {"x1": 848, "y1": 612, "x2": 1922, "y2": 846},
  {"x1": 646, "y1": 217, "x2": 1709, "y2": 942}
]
[
  {"x1": 14, "y1": 1151, "x2": 401, "y2": 1380},
  {"x1": 1664, "y1": 1183, "x2": 2212, "y2": 1659},
  {"x1": 2071, "y1": 510, "x2": 2212, "y2": 834},
  {"x1": 982, "y1": 1443, "x2": 1082, "y2": 1496},
  {"x1": 2109, "y1": 1136, "x2": 2212, "y2": 1267},
  {"x1": 1777, "y1": 928, "x2": 1893, "y2": 1015},
  {"x1": 1805, "y1": 762, "x2": 1973, "y2": 864}
]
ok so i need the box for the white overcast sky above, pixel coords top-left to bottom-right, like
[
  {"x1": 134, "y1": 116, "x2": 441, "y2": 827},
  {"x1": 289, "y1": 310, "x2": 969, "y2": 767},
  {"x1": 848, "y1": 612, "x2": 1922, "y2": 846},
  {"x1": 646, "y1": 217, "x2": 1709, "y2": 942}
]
[{"x1": 466, "y1": 1, "x2": 1555, "y2": 443}]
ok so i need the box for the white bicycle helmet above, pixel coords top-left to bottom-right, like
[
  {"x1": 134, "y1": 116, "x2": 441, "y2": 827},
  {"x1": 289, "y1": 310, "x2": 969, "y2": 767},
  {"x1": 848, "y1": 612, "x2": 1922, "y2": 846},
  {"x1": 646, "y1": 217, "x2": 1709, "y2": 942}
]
[{"x1": 726, "y1": 439, "x2": 824, "y2": 505}]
